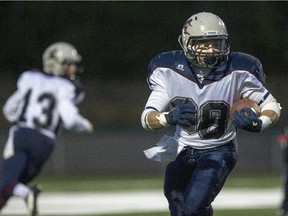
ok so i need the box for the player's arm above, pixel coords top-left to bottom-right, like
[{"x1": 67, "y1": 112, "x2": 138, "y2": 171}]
[
  {"x1": 141, "y1": 91, "x2": 197, "y2": 131},
  {"x1": 233, "y1": 100, "x2": 281, "y2": 132},
  {"x1": 142, "y1": 110, "x2": 167, "y2": 131},
  {"x1": 60, "y1": 100, "x2": 93, "y2": 133},
  {"x1": 58, "y1": 83, "x2": 93, "y2": 133},
  {"x1": 141, "y1": 90, "x2": 169, "y2": 131},
  {"x1": 259, "y1": 101, "x2": 281, "y2": 128},
  {"x1": 235, "y1": 73, "x2": 281, "y2": 132},
  {"x1": 3, "y1": 90, "x2": 22, "y2": 122},
  {"x1": 142, "y1": 67, "x2": 197, "y2": 131}
]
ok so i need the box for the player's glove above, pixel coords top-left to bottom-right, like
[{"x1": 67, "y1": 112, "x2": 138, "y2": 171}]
[
  {"x1": 232, "y1": 107, "x2": 262, "y2": 132},
  {"x1": 165, "y1": 99, "x2": 197, "y2": 127}
]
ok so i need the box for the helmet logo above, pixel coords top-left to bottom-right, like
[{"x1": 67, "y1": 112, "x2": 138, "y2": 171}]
[
  {"x1": 49, "y1": 49, "x2": 58, "y2": 59},
  {"x1": 183, "y1": 18, "x2": 193, "y2": 35}
]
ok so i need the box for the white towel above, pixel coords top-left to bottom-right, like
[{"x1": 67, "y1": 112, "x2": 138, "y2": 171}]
[{"x1": 144, "y1": 135, "x2": 184, "y2": 163}]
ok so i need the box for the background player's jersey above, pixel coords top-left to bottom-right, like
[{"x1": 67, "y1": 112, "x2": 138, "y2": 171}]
[
  {"x1": 145, "y1": 50, "x2": 277, "y2": 148},
  {"x1": 3, "y1": 71, "x2": 91, "y2": 139}
]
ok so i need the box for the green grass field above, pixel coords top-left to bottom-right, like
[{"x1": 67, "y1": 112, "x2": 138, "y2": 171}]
[{"x1": 33, "y1": 172, "x2": 281, "y2": 192}]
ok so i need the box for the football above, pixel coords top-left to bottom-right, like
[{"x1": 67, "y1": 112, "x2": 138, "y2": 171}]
[{"x1": 230, "y1": 99, "x2": 261, "y2": 119}]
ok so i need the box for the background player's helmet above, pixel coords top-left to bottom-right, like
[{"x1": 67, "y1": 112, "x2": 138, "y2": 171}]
[
  {"x1": 179, "y1": 12, "x2": 230, "y2": 68},
  {"x1": 42, "y1": 42, "x2": 82, "y2": 76}
]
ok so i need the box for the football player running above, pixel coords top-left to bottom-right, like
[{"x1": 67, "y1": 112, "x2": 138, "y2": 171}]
[
  {"x1": 0, "y1": 42, "x2": 93, "y2": 216},
  {"x1": 141, "y1": 12, "x2": 281, "y2": 216}
]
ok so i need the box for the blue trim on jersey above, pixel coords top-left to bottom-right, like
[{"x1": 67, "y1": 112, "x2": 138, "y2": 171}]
[
  {"x1": 147, "y1": 51, "x2": 266, "y2": 89},
  {"x1": 257, "y1": 91, "x2": 270, "y2": 106},
  {"x1": 145, "y1": 106, "x2": 159, "y2": 111}
]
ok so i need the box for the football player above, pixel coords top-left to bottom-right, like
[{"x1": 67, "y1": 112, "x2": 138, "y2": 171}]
[
  {"x1": 141, "y1": 12, "x2": 281, "y2": 216},
  {"x1": 0, "y1": 42, "x2": 93, "y2": 216}
]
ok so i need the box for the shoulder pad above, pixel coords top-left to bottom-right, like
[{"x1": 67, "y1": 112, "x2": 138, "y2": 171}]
[
  {"x1": 18, "y1": 70, "x2": 39, "y2": 81},
  {"x1": 148, "y1": 50, "x2": 187, "y2": 75},
  {"x1": 228, "y1": 52, "x2": 266, "y2": 84}
]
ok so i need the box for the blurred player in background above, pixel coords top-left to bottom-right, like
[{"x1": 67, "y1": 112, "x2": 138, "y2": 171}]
[
  {"x1": 0, "y1": 42, "x2": 93, "y2": 216},
  {"x1": 141, "y1": 12, "x2": 281, "y2": 216},
  {"x1": 277, "y1": 125, "x2": 288, "y2": 216}
]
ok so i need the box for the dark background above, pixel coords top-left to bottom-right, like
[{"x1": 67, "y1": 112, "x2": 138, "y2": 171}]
[{"x1": 0, "y1": 1, "x2": 287, "y2": 177}]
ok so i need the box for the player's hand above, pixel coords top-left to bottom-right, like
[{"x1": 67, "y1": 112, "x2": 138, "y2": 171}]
[
  {"x1": 87, "y1": 121, "x2": 94, "y2": 133},
  {"x1": 82, "y1": 120, "x2": 94, "y2": 133},
  {"x1": 232, "y1": 107, "x2": 262, "y2": 132},
  {"x1": 165, "y1": 99, "x2": 197, "y2": 127}
]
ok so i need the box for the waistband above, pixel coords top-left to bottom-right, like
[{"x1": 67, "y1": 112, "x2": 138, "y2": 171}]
[
  {"x1": 17, "y1": 123, "x2": 56, "y2": 140},
  {"x1": 182, "y1": 141, "x2": 235, "y2": 154}
]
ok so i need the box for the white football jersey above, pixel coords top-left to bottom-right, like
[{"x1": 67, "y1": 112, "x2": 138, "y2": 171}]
[
  {"x1": 143, "y1": 51, "x2": 277, "y2": 149},
  {"x1": 3, "y1": 71, "x2": 92, "y2": 139}
]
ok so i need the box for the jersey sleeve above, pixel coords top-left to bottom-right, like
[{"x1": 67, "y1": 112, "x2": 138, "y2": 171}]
[
  {"x1": 57, "y1": 81, "x2": 92, "y2": 132},
  {"x1": 229, "y1": 53, "x2": 274, "y2": 108},
  {"x1": 147, "y1": 68, "x2": 167, "y2": 92},
  {"x1": 145, "y1": 52, "x2": 182, "y2": 112},
  {"x1": 2, "y1": 72, "x2": 29, "y2": 122},
  {"x1": 2, "y1": 90, "x2": 22, "y2": 122},
  {"x1": 239, "y1": 72, "x2": 276, "y2": 108},
  {"x1": 145, "y1": 56, "x2": 173, "y2": 112}
]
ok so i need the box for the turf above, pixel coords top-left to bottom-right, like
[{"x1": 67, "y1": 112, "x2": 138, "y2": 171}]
[{"x1": 32, "y1": 173, "x2": 281, "y2": 192}]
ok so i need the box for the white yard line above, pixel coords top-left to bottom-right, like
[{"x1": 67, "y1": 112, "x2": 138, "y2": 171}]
[{"x1": 1, "y1": 188, "x2": 282, "y2": 215}]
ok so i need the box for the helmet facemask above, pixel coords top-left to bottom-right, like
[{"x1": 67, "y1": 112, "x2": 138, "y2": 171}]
[
  {"x1": 183, "y1": 35, "x2": 230, "y2": 68},
  {"x1": 63, "y1": 60, "x2": 83, "y2": 80}
]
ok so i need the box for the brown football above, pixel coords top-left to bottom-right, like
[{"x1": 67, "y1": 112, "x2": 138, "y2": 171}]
[{"x1": 230, "y1": 99, "x2": 261, "y2": 119}]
